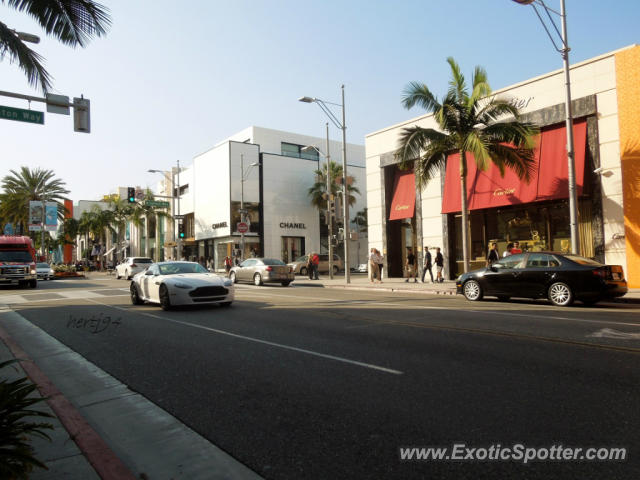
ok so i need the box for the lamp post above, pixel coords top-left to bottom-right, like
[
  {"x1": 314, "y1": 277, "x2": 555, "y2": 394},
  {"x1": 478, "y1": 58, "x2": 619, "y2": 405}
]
[
  {"x1": 512, "y1": 0, "x2": 579, "y2": 254},
  {"x1": 148, "y1": 159, "x2": 181, "y2": 260},
  {"x1": 299, "y1": 85, "x2": 351, "y2": 283},
  {"x1": 239, "y1": 154, "x2": 259, "y2": 262},
  {"x1": 302, "y1": 122, "x2": 335, "y2": 279}
]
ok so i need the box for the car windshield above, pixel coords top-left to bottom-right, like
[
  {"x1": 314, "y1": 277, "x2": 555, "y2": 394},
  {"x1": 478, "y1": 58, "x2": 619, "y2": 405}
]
[
  {"x1": 263, "y1": 258, "x2": 286, "y2": 266},
  {"x1": 563, "y1": 255, "x2": 602, "y2": 266},
  {"x1": 133, "y1": 258, "x2": 152, "y2": 264},
  {"x1": 0, "y1": 251, "x2": 34, "y2": 263},
  {"x1": 158, "y1": 262, "x2": 208, "y2": 275},
  {"x1": 494, "y1": 253, "x2": 526, "y2": 269},
  {"x1": 37, "y1": 263, "x2": 50, "y2": 268}
]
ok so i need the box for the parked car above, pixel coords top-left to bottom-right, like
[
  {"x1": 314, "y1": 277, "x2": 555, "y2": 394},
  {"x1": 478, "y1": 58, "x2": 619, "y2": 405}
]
[
  {"x1": 456, "y1": 252, "x2": 628, "y2": 306},
  {"x1": 116, "y1": 257, "x2": 153, "y2": 279},
  {"x1": 130, "y1": 261, "x2": 233, "y2": 310},
  {"x1": 353, "y1": 263, "x2": 368, "y2": 273},
  {"x1": 288, "y1": 254, "x2": 344, "y2": 276},
  {"x1": 230, "y1": 258, "x2": 295, "y2": 286},
  {"x1": 36, "y1": 262, "x2": 54, "y2": 280}
]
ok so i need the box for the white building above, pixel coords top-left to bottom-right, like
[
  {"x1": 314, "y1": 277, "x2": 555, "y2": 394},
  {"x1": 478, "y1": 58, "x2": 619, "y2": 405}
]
[{"x1": 154, "y1": 126, "x2": 367, "y2": 271}]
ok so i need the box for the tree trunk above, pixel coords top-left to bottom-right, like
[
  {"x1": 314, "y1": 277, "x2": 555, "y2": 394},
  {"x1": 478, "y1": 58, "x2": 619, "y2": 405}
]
[
  {"x1": 144, "y1": 216, "x2": 150, "y2": 258},
  {"x1": 460, "y1": 151, "x2": 470, "y2": 273}
]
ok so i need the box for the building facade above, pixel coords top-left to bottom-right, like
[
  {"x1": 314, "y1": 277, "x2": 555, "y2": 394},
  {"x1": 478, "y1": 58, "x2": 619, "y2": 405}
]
[{"x1": 365, "y1": 45, "x2": 640, "y2": 288}]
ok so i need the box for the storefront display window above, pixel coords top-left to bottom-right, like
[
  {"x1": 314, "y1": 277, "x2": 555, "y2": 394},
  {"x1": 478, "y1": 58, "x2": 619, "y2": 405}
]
[{"x1": 281, "y1": 237, "x2": 304, "y2": 263}]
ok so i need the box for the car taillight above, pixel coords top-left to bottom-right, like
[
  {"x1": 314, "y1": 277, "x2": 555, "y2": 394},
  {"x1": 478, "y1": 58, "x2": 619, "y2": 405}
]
[
  {"x1": 131, "y1": 263, "x2": 137, "y2": 267},
  {"x1": 592, "y1": 268, "x2": 606, "y2": 278},
  {"x1": 266, "y1": 266, "x2": 273, "y2": 271}
]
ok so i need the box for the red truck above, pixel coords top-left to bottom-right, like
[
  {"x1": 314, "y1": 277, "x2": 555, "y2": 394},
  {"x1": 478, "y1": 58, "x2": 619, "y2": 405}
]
[{"x1": 0, "y1": 236, "x2": 38, "y2": 288}]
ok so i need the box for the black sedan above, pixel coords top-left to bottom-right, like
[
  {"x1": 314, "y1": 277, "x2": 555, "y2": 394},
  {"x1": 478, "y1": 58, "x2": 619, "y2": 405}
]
[{"x1": 456, "y1": 252, "x2": 627, "y2": 306}]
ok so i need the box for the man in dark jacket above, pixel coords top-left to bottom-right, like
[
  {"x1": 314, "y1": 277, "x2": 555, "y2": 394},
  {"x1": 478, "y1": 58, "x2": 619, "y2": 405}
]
[
  {"x1": 421, "y1": 247, "x2": 434, "y2": 283},
  {"x1": 435, "y1": 247, "x2": 444, "y2": 283}
]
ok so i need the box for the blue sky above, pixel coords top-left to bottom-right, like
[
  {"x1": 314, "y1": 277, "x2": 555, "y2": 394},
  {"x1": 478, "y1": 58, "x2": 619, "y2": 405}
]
[{"x1": 1, "y1": 0, "x2": 638, "y2": 201}]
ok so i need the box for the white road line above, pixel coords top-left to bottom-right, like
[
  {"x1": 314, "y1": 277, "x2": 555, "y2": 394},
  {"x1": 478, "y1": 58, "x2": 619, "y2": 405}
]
[{"x1": 84, "y1": 298, "x2": 403, "y2": 375}]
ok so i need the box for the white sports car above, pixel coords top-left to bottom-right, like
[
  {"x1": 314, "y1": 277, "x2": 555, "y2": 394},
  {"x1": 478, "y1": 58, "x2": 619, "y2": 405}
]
[{"x1": 130, "y1": 261, "x2": 234, "y2": 310}]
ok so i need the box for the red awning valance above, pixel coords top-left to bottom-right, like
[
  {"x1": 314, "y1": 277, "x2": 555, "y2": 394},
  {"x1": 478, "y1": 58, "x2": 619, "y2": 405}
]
[
  {"x1": 441, "y1": 119, "x2": 587, "y2": 213},
  {"x1": 389, "y1": 171, "x2": 416, "y2": 220}
]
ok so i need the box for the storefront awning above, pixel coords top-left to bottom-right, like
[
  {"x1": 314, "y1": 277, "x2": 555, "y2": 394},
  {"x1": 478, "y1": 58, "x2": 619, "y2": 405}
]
[
  {"x1": 441, "y1": 119, "x2": 587, "y2": 213},
  {"x1": 389, "y1": 171, "x2": 416, "y2": 220}
]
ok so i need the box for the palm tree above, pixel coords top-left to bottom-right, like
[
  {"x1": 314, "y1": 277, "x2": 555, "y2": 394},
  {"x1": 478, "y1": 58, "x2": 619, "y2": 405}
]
[
  {"x1": 106, "y1": 197, "x2": 133, "y2": 262},
  {"x1": 308, "y1": 160, "x2": 360, "y2": 223},
  {"x1": 128, "y1": 190, "x2": 170, "y2": 261},
  {"x1": 0, "y1": 0, "x2": 111, "y2": 93},
  {"x1": 354, "y1": 208, "x2": 368, "y2": 234},
  {"x1": 395, "y1": 57, "x2": 538, "y2": 273},
  {"x1": 0, "y1": 167, "x2": 70, "y2": 235}
]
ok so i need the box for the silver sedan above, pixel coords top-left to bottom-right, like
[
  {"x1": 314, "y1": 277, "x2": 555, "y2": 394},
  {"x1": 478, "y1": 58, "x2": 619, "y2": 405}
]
[{"x1": 229, "y1": 258, "x2": 295, "y2": 286}]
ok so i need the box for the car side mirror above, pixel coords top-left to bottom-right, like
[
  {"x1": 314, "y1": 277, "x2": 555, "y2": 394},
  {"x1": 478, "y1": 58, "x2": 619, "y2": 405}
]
[{"x1": 490, "y1": 264, "x2": 502, "y2": 272}]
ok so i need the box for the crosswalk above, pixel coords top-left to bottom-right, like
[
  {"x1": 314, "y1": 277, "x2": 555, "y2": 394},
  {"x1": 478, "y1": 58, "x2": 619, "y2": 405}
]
[{"x1": 0, "y1": 287, "x2": 130, "y2": 305}]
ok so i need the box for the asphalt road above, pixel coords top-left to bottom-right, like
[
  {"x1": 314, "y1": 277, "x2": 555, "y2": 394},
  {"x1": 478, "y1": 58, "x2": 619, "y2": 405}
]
[{"x1": 2, "y1": 276, "x2": 639, "y2": 479}]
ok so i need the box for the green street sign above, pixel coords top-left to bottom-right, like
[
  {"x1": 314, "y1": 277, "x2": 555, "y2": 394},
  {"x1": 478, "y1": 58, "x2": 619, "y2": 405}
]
[
  {"x1": 0, "y1": 105, "x2": 44, "y2": 125},
  {"x1": 145, "y1": 200, "x2": 170, "y2": 208}
]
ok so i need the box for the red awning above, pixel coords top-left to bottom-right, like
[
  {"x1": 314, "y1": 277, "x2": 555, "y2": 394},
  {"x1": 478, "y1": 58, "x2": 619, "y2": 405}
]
[
  {"x1": 441, "y1": 119, "x2": 587, "y2": 213},
  {"x1": 389, "y1": 171, "x2": 416, "y2": 220}
]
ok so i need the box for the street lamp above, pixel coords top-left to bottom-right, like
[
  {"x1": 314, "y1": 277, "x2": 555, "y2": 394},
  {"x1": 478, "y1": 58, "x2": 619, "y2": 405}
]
[
  {"x1": 302, "y1": 123, "x2": 335, "y2": 279},
  {"x1": 299, "y1": 85, "x2": 351, "y2": 283},
  {"x1": 240, "y1": 154, "x2": 259, "y2": 262},
  {"x1": 512, "y1": 0, "x2": 579, "y2": 254},
  {"x1": 148, "y1": 159, "x2": 181, "y2": 260}
]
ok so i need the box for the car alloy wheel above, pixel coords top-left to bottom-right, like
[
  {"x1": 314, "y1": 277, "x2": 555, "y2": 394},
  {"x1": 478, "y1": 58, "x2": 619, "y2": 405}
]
[
  {"x1": 159, "y1": 284, "x2": 172, "y2": 310},
  {"x1": 300, "y1": 267, "x2": 307, "y2": 276},
  {"x1": 130, "y1": 284, "x2": 143, "y2": 305},
  {"x1": 548, "y1": 282, "x2": 573, "y2": 306},
  {"x1": 463, "y1": 279, "x2": 483, "y2": 301},
  {"x1": 229, "y1": 272, "x2": 237, "y2": 284},
  {"x1": 254, "y1": 273, "x2": 263, "y2": 286}
]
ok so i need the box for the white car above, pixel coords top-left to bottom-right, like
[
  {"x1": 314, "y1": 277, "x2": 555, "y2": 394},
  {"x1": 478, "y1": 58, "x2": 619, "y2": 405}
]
[
  {"x1": 36, "y1": 262, "x2": 54, "y2": 280},
  {"x1": 130, "y1": 261, "x2": 234, "y2": 310},
  {"x1": 116, "y1": 257, "x2": 153, "y2": 279}
]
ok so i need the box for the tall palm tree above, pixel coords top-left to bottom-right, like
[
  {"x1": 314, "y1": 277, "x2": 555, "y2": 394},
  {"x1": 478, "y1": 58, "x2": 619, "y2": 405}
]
[
  {"x1": 0, "y1": 166, "x2": 69, "y2": 235},
  {"x1": 106, "y1": 197, "x2": 133, "y2": 262},
  {"x1": 308, "y1": 160, "x2": 360, "y2": 222},
  {"x1": 128, "y1": 190, "x2": 170, "y2": 261},
  {"x1": 395, "y1": 57, "x2": 538, "y2": 273},
  {"x1": 0, "y1": 0, "x2": 111, "y2": 93}
]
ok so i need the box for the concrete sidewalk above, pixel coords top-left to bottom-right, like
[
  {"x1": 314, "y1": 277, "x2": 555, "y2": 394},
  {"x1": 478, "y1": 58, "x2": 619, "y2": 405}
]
[{"x1": 291, "y1": 272, "x2": 640, "y2": 303}]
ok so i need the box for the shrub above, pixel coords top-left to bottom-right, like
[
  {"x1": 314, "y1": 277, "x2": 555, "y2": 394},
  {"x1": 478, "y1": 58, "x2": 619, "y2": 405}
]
[{"x1": 0, "y1": 360, "x2": 54, "y2": 479}]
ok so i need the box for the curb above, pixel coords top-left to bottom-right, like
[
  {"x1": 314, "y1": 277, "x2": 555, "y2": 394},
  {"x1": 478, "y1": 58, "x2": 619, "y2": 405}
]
[
  {"x1": 0, "y1": 323, "x2": 137, "y2": 480},
  {"x1": 323, "y1": 284, "x2": 457, "y2": 296}
]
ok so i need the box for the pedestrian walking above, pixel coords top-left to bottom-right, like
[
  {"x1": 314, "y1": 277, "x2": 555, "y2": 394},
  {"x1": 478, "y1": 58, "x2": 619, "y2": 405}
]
[
  {"x1": 224, "y1": 255, "x2": 232, "y2": 274},
  {"x1": 368, "y1": 248, "x2": 380, "y2": 283},
  {"x1": 306, "y1": 254, "x2": 314, "y2": 280},
  {"x1": 421, "y1": 247, "x2": 434, "y2": 283},
  {"x1": 510, "y1": 241, "x2": 522, "y2": 254},
  {"x1": 435, "y1": 247, "x2": 444, "y2": 283},
  {"x1": 311, "y1": 252, "x2": 320, "y2": 280},
  {"x1": 375, "y1": 248, "x2": 384, "y2": 282},
  {"x1": 486, "y1": 242, "x2": 499, "y2": 267},
  {"x1": 405, "y1": 247, "x2": 417, "y2": 283}
]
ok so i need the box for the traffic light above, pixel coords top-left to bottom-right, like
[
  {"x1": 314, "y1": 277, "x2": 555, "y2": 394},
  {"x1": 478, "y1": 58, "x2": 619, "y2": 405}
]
[
  {"x1": 178, "y1": 223, "x2": 185, "y2": 239},
  {"x1": 73, "y1": 97, "x2": 90, "y2": 133},
  {"x1": 127, "y1": 187, "x2": 136, "y2": 203}
]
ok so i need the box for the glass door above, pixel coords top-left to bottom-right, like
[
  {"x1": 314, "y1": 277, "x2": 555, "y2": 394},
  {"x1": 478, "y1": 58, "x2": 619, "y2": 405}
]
[{"x1": 281, "y1": 237, "x2": 305, "y2": 264}]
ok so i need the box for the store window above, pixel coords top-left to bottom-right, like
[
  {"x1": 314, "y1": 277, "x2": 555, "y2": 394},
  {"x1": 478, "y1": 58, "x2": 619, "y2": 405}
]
[
  {"x1": 281, "y1": 142, "x2": 319, "y2": 161},
  {"x1": 281, "y1": 237, "x2": 305, "y2": 263}
]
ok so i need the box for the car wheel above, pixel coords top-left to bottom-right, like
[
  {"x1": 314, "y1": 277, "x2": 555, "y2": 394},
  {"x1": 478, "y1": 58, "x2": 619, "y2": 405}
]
[
  {"x1": 29, "y1": 279, "x2": 37, "y2": 288},
  {"x1": 130, "y1": 283, "x2": 144, "y2": 305},
  {"x1": 253, "y1": 273, "x2": 263, "y2": 286},
  {"x1": 333, "y1": 265, "x2": 339, "y2": 275},
  {"x1": 496, "y1": 296, "x2": 510, "y2": 302},
  {"x1": 229, "y1": 272, "x2": 237, "y2": 284},
  {"x1": 116, "y1": 271, "x2": 121, "y2": 280},
  {"x1": 159, "y1": 284, "x2": 172, "y2": 310},
  {"x1": 220, "y1": 301, "x2": 232, "y2": 307},
  {"x1": 548, "y1": 282, "x2": 574, "y2": 306},
  {"x1": 463, "y1": 279, "x2": 483, "y2": 301},
  {"x1": 300, "y1": 267, "x2": 307, "y2": 276},
  {"x1": 281, "y1": 281, "x2": 291, "y2": 287}
]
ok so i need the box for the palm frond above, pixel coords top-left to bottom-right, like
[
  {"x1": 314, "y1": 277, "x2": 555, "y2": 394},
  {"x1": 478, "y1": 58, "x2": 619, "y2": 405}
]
[
  {"x1": 446, "y1": 57, "x2": 467, "y2": 105},
  {"x1": 394, "y1": 126, "x2": 448, "y2": 166},
  {"x1": 0, "y1": 20, "x2": 52, "y2": 91},
  {"x1": 6, "y1": 0, "x2": 111, "y2": 47},
  {"x1": 401, "y1": 81, "x2": 440, "y2": 112},
  {"x1": 469, "y1": 65, "x2": 491, "y2": 106},
  {"x1": 487, "y1": 143, "x2": 537, "y2": 182}
]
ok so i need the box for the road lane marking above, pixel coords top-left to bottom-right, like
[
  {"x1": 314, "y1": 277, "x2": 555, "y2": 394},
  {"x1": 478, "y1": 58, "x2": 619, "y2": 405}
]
[
  {"x1": 589, "y1": 328, "x2": 640, "y2": 340},
  {"x1": 84, "y1": 299, "x2": 403, "y2": 375}
]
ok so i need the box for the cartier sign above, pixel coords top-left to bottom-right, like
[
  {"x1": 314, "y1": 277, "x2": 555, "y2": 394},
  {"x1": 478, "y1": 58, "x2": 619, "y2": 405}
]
[{"x1": 493, "y1": 188, "x2": 516, "y2": 197}]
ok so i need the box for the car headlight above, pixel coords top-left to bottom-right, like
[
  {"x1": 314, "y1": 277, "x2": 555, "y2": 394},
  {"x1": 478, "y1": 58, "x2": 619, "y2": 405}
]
[
  {"x1": 223, "y1": 279, "x2": 233, "y2": 287},
  {"x1": 173, "y1": 282, "x2": 191, "y2": 289},
  {"x1": 30, "y1": 268, "x2": 37, "y2": 274}
]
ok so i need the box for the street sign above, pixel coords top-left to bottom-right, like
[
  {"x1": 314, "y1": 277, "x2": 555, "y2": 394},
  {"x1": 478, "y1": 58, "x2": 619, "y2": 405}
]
[
  {"x1": 0, "y1": 105, "x2": 44, "y2": 125},
  {"x1": 145, "y1": 200, "x2": 170, "y2": 208},
  {"x1": 46, "y1": 94, "x2": 70, "y2": 115},
  {"x1": 174, "y1": 215, "x2": 185, "y2": 220},
  {"x1": 236, "y1": 222, "x2": 249, "y2": 233}
]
